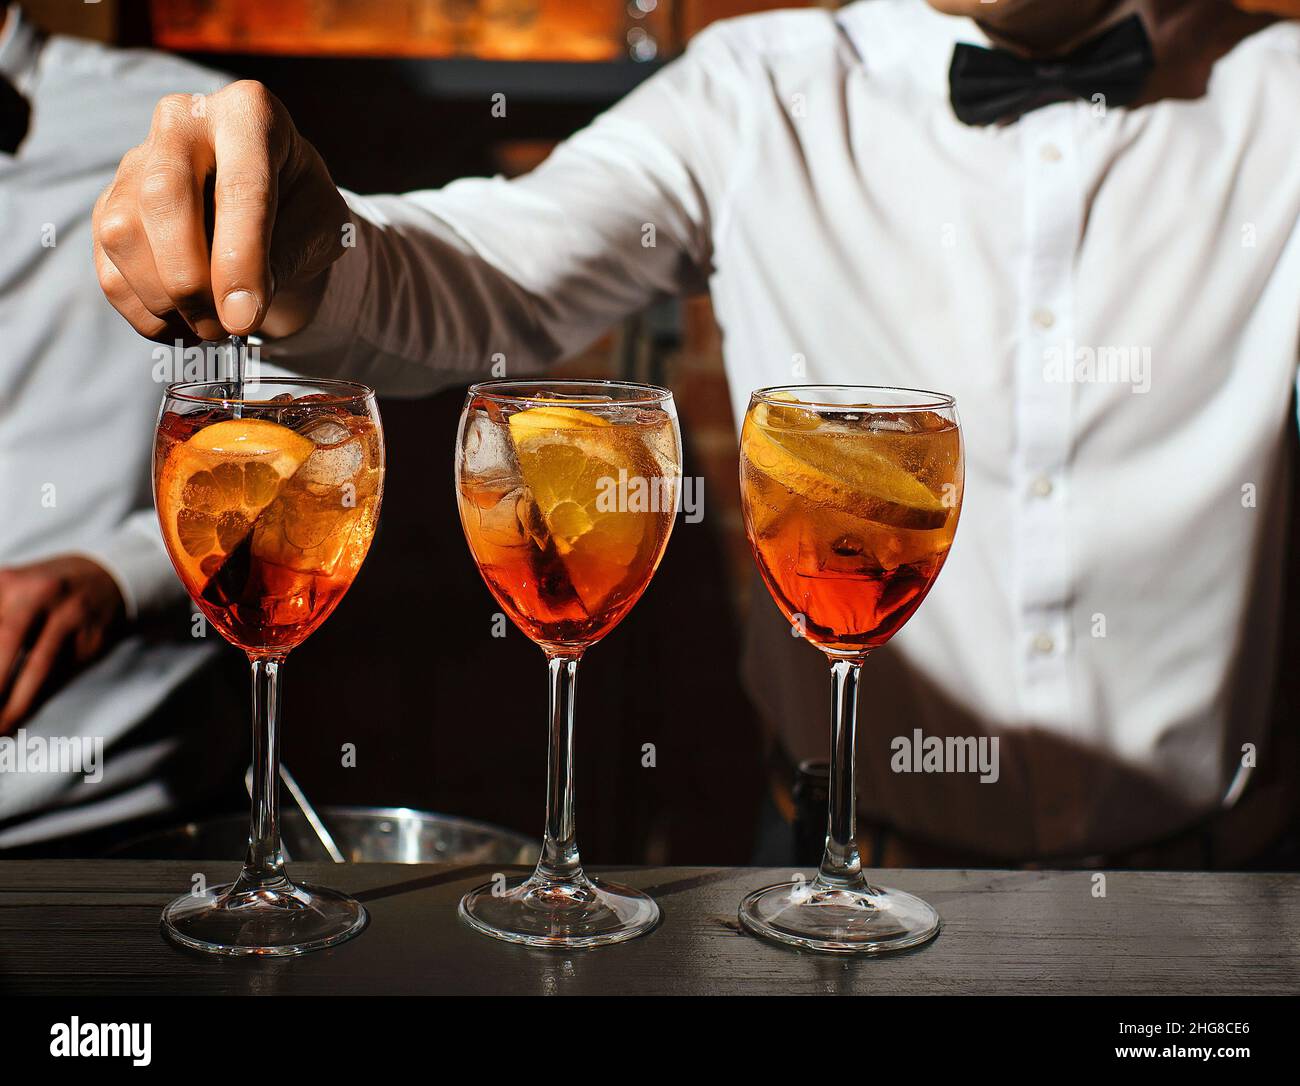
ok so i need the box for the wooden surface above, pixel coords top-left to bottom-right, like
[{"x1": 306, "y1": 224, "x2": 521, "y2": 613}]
[{"x1": 1, "y1": 862, "x2": 1297, "y2": 995}]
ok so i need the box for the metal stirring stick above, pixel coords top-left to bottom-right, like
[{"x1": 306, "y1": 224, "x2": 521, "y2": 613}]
[
  {"x1": 228, "y1": 334, "x2": 244, "y2": 418},
  {"x1": 243, "y1": 763, "x2": 347, "y2": 863}
]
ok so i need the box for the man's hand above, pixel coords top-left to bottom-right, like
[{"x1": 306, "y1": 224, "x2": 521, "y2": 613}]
[
  {"x1": 93, "y1": 80, "x2": 351, "y2": 343},
  {"x1": 0, "y1": 557, "x2": 127, "y2": 734}
]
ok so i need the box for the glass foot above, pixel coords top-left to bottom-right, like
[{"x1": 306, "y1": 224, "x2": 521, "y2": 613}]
[
  {"x1": 161, "y1": 879, "x2": 367, "y2": 956},
  {"x1": 739, "y1": 878, "x2": 939, "y2": 954},
  {"x1": 459, "y1": 873, "x2": 660, "y2": 948}
]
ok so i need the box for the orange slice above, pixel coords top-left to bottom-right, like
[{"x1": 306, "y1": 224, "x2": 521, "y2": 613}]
[
  {"x1": 508, "y1": 405, "x2": 651, "y2": 613},
  {"x1": 508, "y1": 404, "x2": 611, "y2": 441},
  {"x1": 158, "y1": 419, "x2": 315, "y2": 592},
  {"x1": 744, "y1": 403, "x2": 947, "y2": 531}
]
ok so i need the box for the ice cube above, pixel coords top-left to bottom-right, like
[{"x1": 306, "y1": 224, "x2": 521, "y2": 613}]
[
  {"x1": 296, "y1": 419, "x2": 365, "y2": 487},
  {"x1": 462, "y1": 413, "x2": 516, "y2": 483},
  {"x1": 794, "y1": 507, "x2": 917, "y2": 577},
  {"x1": 279, "y1": 394, "x2": 348, "y2": 432},
  {"x1": 252, "y1": 487, "x2": 355, "y2": 574},
  {"x1": 865, "y1": 416, "x2": 914, "y2": 434},
  {"x1": 298, "y1": 417, "x2": 351, "y2": 446},
  {"x1": 473, "y1": 486, "x2": 538, "y2": 549},
  {"x1": 797, "y1": 527, "x2": 886, "y2": 580},
  {"x1": 637, "y1": 419, "x2": 681, "y2": 481},
  {"x1": 863, "y1": 410, "x2": 939, "y2": 434}
]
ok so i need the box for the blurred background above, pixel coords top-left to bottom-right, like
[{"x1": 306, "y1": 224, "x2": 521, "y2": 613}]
[{"x1": 16, "y1": 0, "x2": 842, "y2": 864}]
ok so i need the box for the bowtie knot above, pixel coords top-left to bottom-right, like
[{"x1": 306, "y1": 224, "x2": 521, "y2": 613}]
[{"x1": 949, "y1": 14, "x2": 1155, "y2": 126}]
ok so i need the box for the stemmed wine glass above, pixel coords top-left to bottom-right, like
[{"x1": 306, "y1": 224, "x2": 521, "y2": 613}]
[
  {"x1": 737, "y1": 385, "x2": 963, "y2": 953},
  {"x1": 454, "y1": 379, "x2": 681, "y2": 947},
  {"x1": 154, "y1": 379, "x2": 384, "y2": 955}
]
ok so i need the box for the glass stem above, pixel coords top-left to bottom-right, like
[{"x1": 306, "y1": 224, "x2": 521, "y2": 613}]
[
  {"x1": 819, "y1": 657, "x2": 867, "y2": 889},
  {"x1": 235, "y1": 654, "x2": 289, "y2": 893},
  {"x1": 535, "y1": 652, "x2": 584, "y2": 885}
]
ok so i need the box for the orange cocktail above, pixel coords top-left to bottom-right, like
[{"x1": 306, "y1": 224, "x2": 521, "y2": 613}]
[
  {"x1": 155, "y1": 401, "x2": 382, "y2": 652},
  {"x1": 457, "y1": 398, "x2": 678, "y2": 649},
  {"x1": 741, "y1": 393, "x2": 961, "y2": 654},
  {"x1": 455, "y1": 380, "x2": 680, "y2": 948},
  {"x1": 153, "y1": 379, "x2": 383, "y2": 957},
  {"x1": 738, "y1": 385, "x2": 962, "y2": 955}
]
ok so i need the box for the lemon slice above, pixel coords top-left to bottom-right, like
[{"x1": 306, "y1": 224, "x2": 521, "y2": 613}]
[
  {"x1": 745, "y1": 405, "x2": 947, "y2": 531},
  {"x1": 508, "y1": 405, "x2": 650, "y2": 613},
  {"x1": 158, "y1": 418, "x2": 315, "y2": 593}
]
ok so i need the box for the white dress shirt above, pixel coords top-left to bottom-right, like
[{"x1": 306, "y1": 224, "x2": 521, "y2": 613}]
[
  {"x1": 0, "y1": 7, "x2": 226, "y2": 838},
  {"x1": 269, "y1": 0, "x2": 1300, "y2": 859}
]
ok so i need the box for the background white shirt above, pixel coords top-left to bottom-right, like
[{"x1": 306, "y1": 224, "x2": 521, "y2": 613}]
[
  {"x1": 0, "y1": 7, "x2": 225, "y2": 838},
  {"x1": 269, "y1": 0, "x2": 1300, "y2": 859}
]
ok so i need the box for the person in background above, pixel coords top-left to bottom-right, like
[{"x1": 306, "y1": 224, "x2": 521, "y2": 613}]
[
  {"x1": 91, "y1": 0, "x2": 1300, "y2": 868},
  {"x1": 0, "y1": 4, "x2": 234, "y2": 848}
]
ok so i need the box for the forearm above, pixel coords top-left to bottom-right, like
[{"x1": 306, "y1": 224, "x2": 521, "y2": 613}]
[
  {"x1": 263, "y1": 189, "x2": 566, "y2": 395},
  {"x1": 262, "y1": 42, "x2": 734, "y2": 394}
]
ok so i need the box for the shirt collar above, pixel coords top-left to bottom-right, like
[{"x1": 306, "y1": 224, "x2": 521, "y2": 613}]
[
  {"x1": 834, "y1": 1, "x2": 989, "y2": 104},
  {"x1": 0, "y1": 5, "x2": 45, "y2": 91}
]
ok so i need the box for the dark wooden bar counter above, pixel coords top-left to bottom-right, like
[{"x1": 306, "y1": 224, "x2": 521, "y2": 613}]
[{"x1": 2, "y1": 862, "x2": 1297, "y2": 995}]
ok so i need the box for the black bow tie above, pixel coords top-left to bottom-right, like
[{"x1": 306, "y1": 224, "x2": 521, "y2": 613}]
[
  {"x1": 949, "y1": 14, "x2": 1154, "y2": 126},
  {"x1": 0, "y1": 71, "x2": 29, "y2": 154}
]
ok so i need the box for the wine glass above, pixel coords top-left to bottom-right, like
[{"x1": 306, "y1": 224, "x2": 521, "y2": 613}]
[
  {"x1": 738, "y1": 385, "x2": 963, "y2": 953},
  {"x1": 154, "y1": 379, "x2": 384, "y2": 955},
  {"x1": 454, "y1": 379, "x2": 681, "y2": 947}
]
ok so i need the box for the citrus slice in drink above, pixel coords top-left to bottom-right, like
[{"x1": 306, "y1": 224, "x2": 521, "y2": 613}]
[
  {"x1": 508, "y1": 406, "x2": 650, "y2": 614},
  {"x1": 158, "y1": 418, "x2": 315, "y2": 593},
  {"x1": 745, "y1": 403, "x2": 948, "y2": 531},
  {"x1": 507, "y1": 404, "x2": 610, "y2": 440}
]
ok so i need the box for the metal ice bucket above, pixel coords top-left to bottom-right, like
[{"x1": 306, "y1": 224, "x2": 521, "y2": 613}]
[{"x1": 109, "y1": 806, "x2": 535, "y2": 865}]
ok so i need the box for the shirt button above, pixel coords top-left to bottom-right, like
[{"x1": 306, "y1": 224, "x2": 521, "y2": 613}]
[
  {"x1": 1032, "y1": 307, "x2": 1056, "y2": 329},
  {"x1": 1040, "y1": 143, "x2": 1063, "y2": 163},
  {"x1": 1030, "y1": 476, "x2": 1054, "y2": 498},
  {"x1": 1031, "y1": 632, "x2": 1056, "y2": 655}
]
